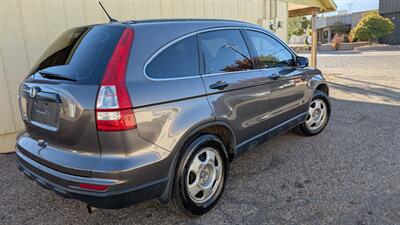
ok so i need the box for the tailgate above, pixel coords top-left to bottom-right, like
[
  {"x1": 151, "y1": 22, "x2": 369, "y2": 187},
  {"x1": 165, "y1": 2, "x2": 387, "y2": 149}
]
[
  {"x1": 18, "y1": 81, "x2": 101, "y2": 175},
  {"x1": 16, "y1": 24, "x2": 126, "y2": 175}
]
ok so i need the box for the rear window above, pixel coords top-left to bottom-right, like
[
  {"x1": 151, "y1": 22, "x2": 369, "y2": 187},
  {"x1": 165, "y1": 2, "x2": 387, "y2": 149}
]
[
  {"x1": 29, "y1": 25, "x2": 124, "y2": 84},
  {"x1": 145, "y1": 35, "x2": 199, "y2": 79}
]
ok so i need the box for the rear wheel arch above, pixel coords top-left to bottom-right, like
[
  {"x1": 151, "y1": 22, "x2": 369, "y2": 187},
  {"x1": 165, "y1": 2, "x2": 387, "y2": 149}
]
[
  {"x1": 175, "y1": 121, "x2": 237, "y2": 161},
  {"x1": 194, "y1": 124, "x2": 237, "y2": 161},
  {"x1": 168, "y1": 133, "x2": 228, "y2": 216},
  {"x1": 159, "y1": 121, "x2": 236, "y2": 203}
]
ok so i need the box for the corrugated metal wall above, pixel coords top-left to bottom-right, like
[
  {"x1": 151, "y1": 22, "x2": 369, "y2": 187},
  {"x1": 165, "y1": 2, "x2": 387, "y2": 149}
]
[
  {"x1": 380, "y1": 12, "x2": 400, "y2": 45},
  {"x1": 0, "y1": 0, "x2": 288, "y2": 153},
  {"x1": 379, "y1": 0, "x2": 400, "y2": 45},
  {"x1": 379, "y1": 0, "x2": 400, "y2": 14}
]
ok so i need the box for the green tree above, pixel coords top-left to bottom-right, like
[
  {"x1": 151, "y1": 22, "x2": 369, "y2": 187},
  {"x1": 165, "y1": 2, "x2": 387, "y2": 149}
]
[
  {"x1": 349, "y1": 11, "x2": 395, "y2": 43},
  {"x1": 288, "y1": 16, "x2": 311, "y2": 39}
]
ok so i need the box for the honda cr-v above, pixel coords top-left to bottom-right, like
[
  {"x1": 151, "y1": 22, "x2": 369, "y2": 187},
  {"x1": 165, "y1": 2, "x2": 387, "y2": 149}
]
[{"x1": 16, "y1": 19, "x2": 330, "y2": 216}]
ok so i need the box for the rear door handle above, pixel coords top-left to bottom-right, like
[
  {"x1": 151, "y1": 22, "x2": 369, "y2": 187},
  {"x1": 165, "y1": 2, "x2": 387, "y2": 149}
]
[
  {"x1": 269, "y1": 73, "x2": 281, "y2": 80},
  {"x1": 209, "y1": 80, "x2": 229, "y2": 90}
]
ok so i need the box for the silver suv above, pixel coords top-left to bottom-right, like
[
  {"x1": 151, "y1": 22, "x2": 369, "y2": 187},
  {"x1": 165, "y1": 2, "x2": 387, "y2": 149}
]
[{"x1": 16, "y1": 19, "x2": 330, "y2": 216}]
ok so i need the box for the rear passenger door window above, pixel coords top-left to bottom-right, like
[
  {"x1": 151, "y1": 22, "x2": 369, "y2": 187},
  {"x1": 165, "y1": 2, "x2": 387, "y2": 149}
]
[
  {"x1": 199, "y1": 30, "x2": 253, "y2": 74},
  {"x1": 146, "y1": 35, "x2": 199, "y2": 79},
  {"x1": 246, "y1": 30, "x2": 294, "y2": 68}
]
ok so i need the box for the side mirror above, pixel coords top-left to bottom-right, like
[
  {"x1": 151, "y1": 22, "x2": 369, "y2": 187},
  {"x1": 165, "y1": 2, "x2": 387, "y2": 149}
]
[{"x1": 296, "y1": 56, "x2": 309, "y2": 68}]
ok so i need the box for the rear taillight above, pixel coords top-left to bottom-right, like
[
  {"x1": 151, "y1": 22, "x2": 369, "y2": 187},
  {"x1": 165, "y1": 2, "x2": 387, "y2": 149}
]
[{"x1": 96, "y1": 28, "x2": 136, "y2": 132}]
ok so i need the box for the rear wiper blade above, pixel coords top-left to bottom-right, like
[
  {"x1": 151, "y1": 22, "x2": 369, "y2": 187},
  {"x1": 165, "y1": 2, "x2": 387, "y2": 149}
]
[{"x1": 38, "y1": 70, "x2": 77, "y2": 81}]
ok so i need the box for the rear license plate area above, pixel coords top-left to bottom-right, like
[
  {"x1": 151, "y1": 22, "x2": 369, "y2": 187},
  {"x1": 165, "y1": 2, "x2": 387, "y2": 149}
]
[{"x1": 26, "y1": 92, "x2": 60, "y2": 131}]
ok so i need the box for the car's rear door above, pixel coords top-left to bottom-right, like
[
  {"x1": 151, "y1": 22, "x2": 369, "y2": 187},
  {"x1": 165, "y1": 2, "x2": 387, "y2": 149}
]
[
  {"x1": 199, "y1": 29, "x2": 270, "y2": 145},
  {"x1": 244, "y1": 30, "x2": 309, "y2": 130}
]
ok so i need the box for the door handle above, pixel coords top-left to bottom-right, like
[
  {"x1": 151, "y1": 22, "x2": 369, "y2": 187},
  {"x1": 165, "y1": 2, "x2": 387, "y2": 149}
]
[
  {"x1": 269, "y1": 73, "x2": 281, "y2": 80},
  {"x1": 209, "y1": 80, "x2": 229, "y2": 90}
]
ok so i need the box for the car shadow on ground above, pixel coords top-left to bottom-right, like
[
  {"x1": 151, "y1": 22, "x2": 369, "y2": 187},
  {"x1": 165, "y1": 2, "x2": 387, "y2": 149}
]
[
  {"x1": 1, "y1": 96, "x2": 399, "y2": 225},
  {"x1": 329, "y1": 81, "x2": 400, "y2": 102},
  {"x1": 332, "y1": 76, "x2": 400, "y2": 91}
]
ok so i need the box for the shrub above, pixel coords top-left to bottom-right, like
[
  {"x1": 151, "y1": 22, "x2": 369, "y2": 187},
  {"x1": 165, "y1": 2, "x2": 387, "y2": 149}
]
[
  {"x1": 350, "y1": 11, "x2": 395, "y2": 43},
  {"x1": 288, "y1": 16, "x2": 311, "y2": 39}
]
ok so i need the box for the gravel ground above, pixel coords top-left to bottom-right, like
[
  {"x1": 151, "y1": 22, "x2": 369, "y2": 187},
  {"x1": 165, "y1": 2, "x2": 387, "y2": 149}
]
[{"x1": 1, "y1": 50, "x2": 399, "y2": 225}]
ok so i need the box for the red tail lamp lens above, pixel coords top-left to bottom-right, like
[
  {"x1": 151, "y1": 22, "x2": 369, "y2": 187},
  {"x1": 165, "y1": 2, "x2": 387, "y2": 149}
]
[{"x1": 95, "y1": 28, "x2": 136, "y2": 132}]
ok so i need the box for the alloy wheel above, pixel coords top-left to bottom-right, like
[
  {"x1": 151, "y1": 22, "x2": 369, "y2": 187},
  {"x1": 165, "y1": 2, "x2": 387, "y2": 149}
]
[
  {"x1": 186, "y1": 147, "x2": 223, "y2": 204},
  {"x1": 305, "y1": 99, "x2": 327, "y2": 131}
]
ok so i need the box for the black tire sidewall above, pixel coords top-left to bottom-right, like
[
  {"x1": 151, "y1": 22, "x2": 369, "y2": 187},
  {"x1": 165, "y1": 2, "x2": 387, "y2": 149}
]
[
  {"x1": 172, "y1": 134, "x2": 228, "y2": 216},
  {"x1": 299, "y1": 90, "x2": 331, "y2": 136}
]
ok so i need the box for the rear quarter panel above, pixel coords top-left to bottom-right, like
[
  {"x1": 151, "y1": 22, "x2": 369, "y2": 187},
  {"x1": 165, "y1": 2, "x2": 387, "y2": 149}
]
[{"x1": 133, "y1": 98, "x2": 215, "y2": 151}]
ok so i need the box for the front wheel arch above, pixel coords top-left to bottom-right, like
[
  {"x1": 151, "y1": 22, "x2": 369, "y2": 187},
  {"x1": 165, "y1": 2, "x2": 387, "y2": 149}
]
[{"x1": 315, "y1": 83, "x2": 329, "y2": 96}]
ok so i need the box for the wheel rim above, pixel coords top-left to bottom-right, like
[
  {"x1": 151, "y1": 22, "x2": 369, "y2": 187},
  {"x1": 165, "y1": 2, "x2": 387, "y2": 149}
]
[
  {"x1": 305, "y1": 99, "x2": 327, "y2": 131},
  {"x1": 186, "y1": 147, "x2": 223, "y2": 204}
]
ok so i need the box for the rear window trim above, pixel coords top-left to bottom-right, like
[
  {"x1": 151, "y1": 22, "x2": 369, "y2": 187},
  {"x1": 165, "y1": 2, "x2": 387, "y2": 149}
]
[{"x1": 143, "y1": 26, "x2": 256, "y2": 81}]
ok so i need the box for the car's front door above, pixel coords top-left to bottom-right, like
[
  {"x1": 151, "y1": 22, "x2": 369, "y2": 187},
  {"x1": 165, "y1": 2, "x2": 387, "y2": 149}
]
[
  {"x1": 245, "y1": 30, "x2": 309, "y2": 130},
  {"x1": 199, "y1": 29, "x2": 270, "y2": 145}
]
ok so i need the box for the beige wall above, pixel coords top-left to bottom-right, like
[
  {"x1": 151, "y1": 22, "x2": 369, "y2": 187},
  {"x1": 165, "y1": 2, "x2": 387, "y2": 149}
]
[{"x1": 0, "y1": 0, "x2": 288, "y2": 153}]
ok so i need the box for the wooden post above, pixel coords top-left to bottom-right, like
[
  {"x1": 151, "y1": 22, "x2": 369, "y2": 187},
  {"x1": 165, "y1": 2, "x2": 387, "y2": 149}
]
[{"x1": 311, "y1": 11, "x2": 318, "y2": 68}]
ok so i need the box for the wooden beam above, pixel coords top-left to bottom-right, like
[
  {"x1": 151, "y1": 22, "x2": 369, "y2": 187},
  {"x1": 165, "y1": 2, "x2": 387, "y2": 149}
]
[
  {"x1": 289, "y1": 7, "x2": 320, "y2": 17},
  {"x1": 311, "y1": 11, "x2": 318, "y2": 68}
]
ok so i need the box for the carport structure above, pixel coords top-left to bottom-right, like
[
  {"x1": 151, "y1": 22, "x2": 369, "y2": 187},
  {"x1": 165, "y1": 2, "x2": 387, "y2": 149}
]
[{"x1": 282, "y1": 0, "x2": 337, "y2": 67}]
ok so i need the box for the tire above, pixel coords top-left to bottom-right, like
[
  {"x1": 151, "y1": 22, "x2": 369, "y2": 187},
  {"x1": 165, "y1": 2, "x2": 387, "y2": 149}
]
[
  {"x1": 296, "y1": 90, "x2": 331, "y2": 136},
  {"x1": 169, "y1": 134, "x2": 228, "y2": 217}
]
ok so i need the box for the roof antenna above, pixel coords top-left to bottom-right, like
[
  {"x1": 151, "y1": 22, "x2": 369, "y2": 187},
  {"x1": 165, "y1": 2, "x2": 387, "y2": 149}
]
[{"x1": 98, "y1": 1, "x2": 118, "y2": 23}]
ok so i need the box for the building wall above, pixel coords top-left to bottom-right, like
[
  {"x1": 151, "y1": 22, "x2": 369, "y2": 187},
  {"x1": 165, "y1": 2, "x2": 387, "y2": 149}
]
[
  {"x1": 380, "y1": 12, "x2": 400, "y2": 45},
  {"x1": 379, "y1": 0, "x2": 400, "y2": 14},
  {"x1": 316, "y1": 10, "x2": 375, "y2": 30},
  {"x1": 0, "y1": 0, "x2": 288, "y2": 153},
  {"x1": 379, "y1": 0, "x2": 400, "y2": 45},
  {"x1": 316, "y1": 10, "x2": 376, "y2": 43}
]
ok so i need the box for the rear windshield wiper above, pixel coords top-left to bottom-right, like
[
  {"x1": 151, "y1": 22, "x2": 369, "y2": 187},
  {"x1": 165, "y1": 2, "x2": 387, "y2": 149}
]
[{"x1": 38, "y1": 70, "x2": 77, "y2": 81}]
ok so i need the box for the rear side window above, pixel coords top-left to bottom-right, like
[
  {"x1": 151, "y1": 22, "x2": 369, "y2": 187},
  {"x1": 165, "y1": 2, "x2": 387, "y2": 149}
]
[
  {"x1": 29, "y1": 25, "x2": 124, "y2": 84},
  {"x1": 146, "y1": 36, "x2": 199, "y2": 79},
  {"x1": 246, "y1": 30, "x2": 294, "y2": 68},
  {"x1": 199, "y1": 30, "x2": 253, "y2": 74}
]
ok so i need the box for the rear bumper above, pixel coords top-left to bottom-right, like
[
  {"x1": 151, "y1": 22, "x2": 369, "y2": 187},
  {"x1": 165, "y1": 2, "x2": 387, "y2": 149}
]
[
  {"x1": 16, "y1": 150, "x2": 168, "y2": 209},
  {"x1": 15, "y1": 128, "x2": 174, "y2": 208}
]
